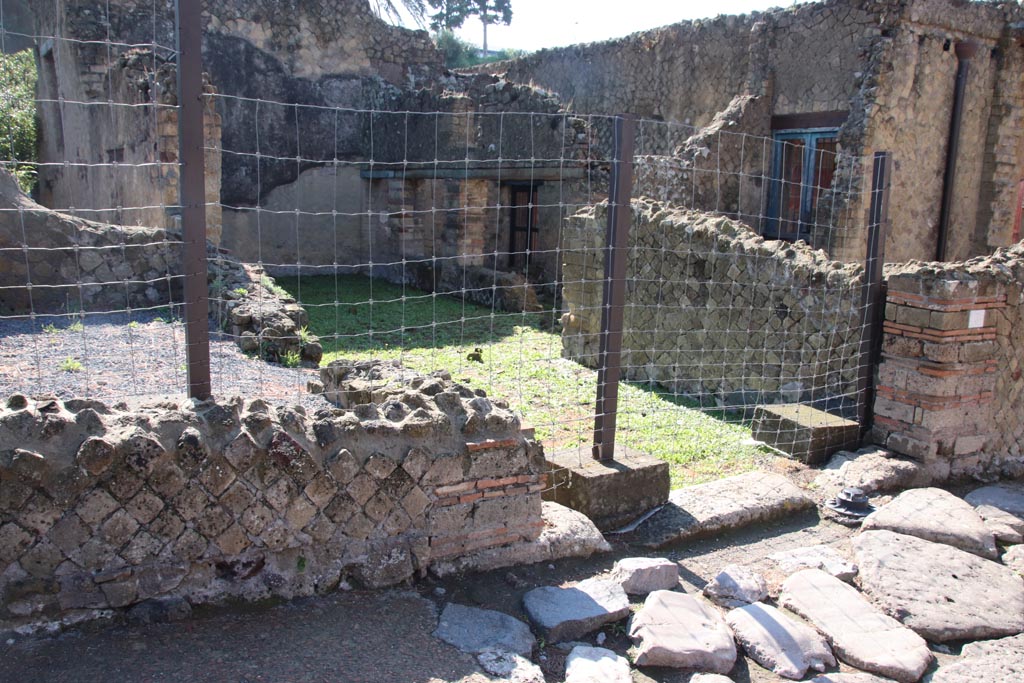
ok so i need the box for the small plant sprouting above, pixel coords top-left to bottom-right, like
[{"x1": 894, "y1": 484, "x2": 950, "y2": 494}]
[
  {"x1": 282, "y1": 350, "x2": 302, "y2": 368},
  {"x1": 68, "y1": 320, "x2": 84, "y2": 333},
  {"x1": 259, "y1": 275, "x2": 289, "y2": 298},
  {"x1": 128, "y1": 320, "x2": 140, "y2": 329},
  {"x1": 42, "y1": 323, "x2": 60, "y2": 334},
  {"x1": 59, "y1": 357, "x2": 83, "y2": 373},
  {"x1": 297, "y1": 556, "x2": 307, "y2": 572},
  {"x1": 298, "y1": 325, "x2": 313, "y2": 345},
  {"x1": 233, "y1": 287, "x2": 249, "y2": 297}
]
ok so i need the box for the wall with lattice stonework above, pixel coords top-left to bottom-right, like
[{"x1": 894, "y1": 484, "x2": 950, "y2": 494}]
[{"x1": 0, "y1": 363, "x2": 545, "y2": 630}]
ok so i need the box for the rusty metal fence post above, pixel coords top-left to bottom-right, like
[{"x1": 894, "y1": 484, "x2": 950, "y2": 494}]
[
  {"x1": 856, "y1": 151, "x2": 892, "y2": 432},
  {"x1": 175, "y1": 0, "x2": 212, "y2": 399},
  {"x1": 592, "y1": 115, "x2": 636, "y2": 461}
]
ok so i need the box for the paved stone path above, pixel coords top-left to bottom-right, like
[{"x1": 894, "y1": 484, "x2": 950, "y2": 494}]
[{"x1": 6, "y1": 474, "x2": 1024, "y2": 683}]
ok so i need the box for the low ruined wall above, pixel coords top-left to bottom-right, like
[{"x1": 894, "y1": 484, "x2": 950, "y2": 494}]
[
  {"x1": 0, "y1": 362, "x2": 545, "y2": 630},
  {"x1": 561, "y1": 200, "x2": 864, "y2": 409},
  {"x1": 0, "y1": 169, "x2": 181, "y2": 315},
  {"x1": 872, "y1": 244, "x2": 1024, "y2": 482}
]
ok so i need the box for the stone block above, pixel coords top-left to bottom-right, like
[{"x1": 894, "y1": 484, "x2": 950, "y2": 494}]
[
  {"x1": 543, "y1": 447, "x2": 669, "y2": 530},
  {"x1": 752, "y1": 404, "x2": 860, "y2": 465}
]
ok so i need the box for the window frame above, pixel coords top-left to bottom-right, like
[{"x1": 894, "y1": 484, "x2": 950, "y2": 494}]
[{"x1": 765, "y1": 127, "x2": 840, "y2": 242}]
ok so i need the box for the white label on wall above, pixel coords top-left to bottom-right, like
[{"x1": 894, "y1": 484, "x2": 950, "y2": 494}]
[{"x1": 968, "y1": 309, "x2": 986, "y2": 329}]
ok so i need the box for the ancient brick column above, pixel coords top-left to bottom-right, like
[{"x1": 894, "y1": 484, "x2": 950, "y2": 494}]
[{"x1": 872, "y1": 272, "x2": 1004, "y2": 480}]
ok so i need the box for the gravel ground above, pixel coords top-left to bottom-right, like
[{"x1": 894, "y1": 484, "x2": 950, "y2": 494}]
[{"x1": 0, "y1": 311, "x2": 325, "y2": 409}]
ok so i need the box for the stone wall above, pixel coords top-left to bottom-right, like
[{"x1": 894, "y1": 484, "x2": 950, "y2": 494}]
[
  {"x1": 561, "y1": 200, "x2": 865, "y2": 410},
  {"x1": 0, "y1": 168, "x2": 181, "y2": 315},
  {"x1": 872, "y1": 245, "x2": 1024, "y2": 482},
  {"x1": 0, "y1": 362, "x2": 545, "y2": 630}
]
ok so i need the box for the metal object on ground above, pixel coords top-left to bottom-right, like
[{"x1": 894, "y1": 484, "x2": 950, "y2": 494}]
[{"x1": 824, "y1": 487, "x2": 876, "y2": 520}]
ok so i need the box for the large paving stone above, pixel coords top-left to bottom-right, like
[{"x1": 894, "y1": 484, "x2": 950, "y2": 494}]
[
  {"x1": 726, "y1": 602, "x2": 835, "y2": 679},
  {"x1": 964, "y1": 482, "x2": 1024, "y2": 516},
  {"x1": 1005, "y1": 544, "x2": 1024, "y2": 574},
  {"x1": 861, "y1": 488, "x2": 997, "y2": 559},
  {"x1": 433, "y1": 603, "x2": 535, "y2": 656},
  {"x1": 702, "y1": 564, "x2": 768, "y2": 607},
  {"x1": 811, "y1": 674, "x2": 897, "y2": 683},
  {"x1": 522, "y1": 578, "x2": 629, "y2": 643},
  {"x1": 564, "y1": 645, "x2": 631, "y2": 683},
  {"x1": 628, "y1": 590, "x2": 736, "y2": 673},
  {"x1": 631, "y1": 471, "x2": 814, "y2": 548},
  {"x1": 689, "y1": 676, "x2": 733, "y2": 683},
  {"x1": 853, "y1": 529, "x2": 1024, "y2": 642},
  {"x1": 975, "y1": 504, "x2": 1024, "y2": 544},
  {"x1": 611, "y1": 557, "x2": 678, "y2": 595},
  {"x1": 769, "y1": 544, "x2": 858, "y2": 581},
  {"x1": 925, "y1": 633, "x2": 1024, "y2": 682},
  {"x1": 813, "y1": 446, "x2": 921, "y2": 497},
  {"x1": 966, "y1": 483, "x2": 1024, "y2": 544},
  {"x1": 779, "y1": 569, "x2": 932, "y2": 683},
  {"x1": 431, "y1": 502, "x2": 610, "y2": 577}
]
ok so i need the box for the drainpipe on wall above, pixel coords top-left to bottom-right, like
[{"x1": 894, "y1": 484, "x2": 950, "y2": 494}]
[{"x1": 936, "y1": 40, "x2": 978, "y2": 262}]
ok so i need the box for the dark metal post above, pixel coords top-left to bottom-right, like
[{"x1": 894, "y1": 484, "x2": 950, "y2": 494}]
[
  {"x1": 857, "y1": 151, "x2": 891, "y2": 432},
  {"x1": 936, "y1": 41, "x2": 977, "y2": 262},
  {"x1": 592, "y1": 115, "x2": 636, "y2": 461},
  {"x1": 175, "y1": 0, "x2": 211, "y2": 399}
]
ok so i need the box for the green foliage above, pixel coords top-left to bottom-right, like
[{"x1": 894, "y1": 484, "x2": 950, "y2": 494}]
[
  {"x1": 274, "y1": 274, "x2": 780, "y2": 487},
  {"x1": 128, "y1": 320, "x2": 140, "y2": 329},
  {"x1": 433, "y1": 30, "x2": 525, "y2": 68},
  {"x1": 42, "y1": 323, "x2": 60, "y2": 334},
  {"x1": 0, "y1": 50, "x2": 38, "y2": 194},
  {"x1": 260, "y1": 275, "x2": 291, "y2": 299},
  {"x1": 298, "y1": 325, "x2": 313, "y2": 345},
  {"x1": 282, "y1": 350, "x2": 302, "y2": 368},
  {"x1": 68, "y1": 320, "x2": 84, "y2": 333},
  {"x1": 233, "y1": 287, "x2": 249, "y2": 297},
  {"x1": 59, "y1": 357, "x2": 83, "y2": 373}
]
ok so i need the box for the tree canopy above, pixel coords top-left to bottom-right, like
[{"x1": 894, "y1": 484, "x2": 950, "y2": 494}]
[
  {"x1": 427, "y1": 0, "x2": 513, "y2": 32},
  {"x1": 0, "y1": 49, "x2": 38, "y2": 194}
]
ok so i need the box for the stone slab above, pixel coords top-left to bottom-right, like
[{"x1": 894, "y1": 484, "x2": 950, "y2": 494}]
[
  {"x1": 564, "y1": 645, "x2": 631, "y2": 683},
  {"x1": 726, "y1": 602, "x2": 836, "y2": 679},
  {"x1": 853, "y1": 529, "x2": 1024, "y2": 642},
  {"x1": 630, "y1": 471, "x2": 815, "y2": 548},
  {"x1": 543, "y1": 447, "x2": 669, "y2": 530},
  {"x1": 752, "y1": 403, "x2": 860, "y2": 465},
  {"x1": 611, "y1": 557, "x2": 678, "y2": 595},
  {"x1": 476, "y1": 651, "x2": 545, "y2": 683},
  {"x1": 430, "y1": 502, "x2": 610, "y2": 577},
  {"x1": 702, "y1": 564, "x2": 768, "y2": 607},
  {"x1": 628, "y1": 590, "x2": 736, "y2": 673},
  {"x1": 861, "y1": 488, "x2": 998, "y2": 559},
  {"x1": 689, "y1": 676, "x2": 734, "y2": 683},
  {"x1": 769, "y1": 544, "x2": 858, "y2": 581},
  {"x1": 811, "y1": 674, "x2": 897, "y2": 683},
  {"x1": 779, "y1": 568, "x2": 932, "y2": 683},
  {"x1": 812, "y1": 446, "x2": 921, "y2": 497},
  {"x1": 522, "y1": 578, "x2": 629, "y2": 643},
  {"x1": 925, "y1": 633, "x2": 1024, "y2": 683},
  {"x1": 965, "y1": 483, "x2": 1024, "y2": 544},
  {"x1": 1005, "y1": 544, "x2": 1024, "y2": 574},
  {"x1": 964, "y1": 482, "x2": 1024, "y2": 517},
  {"x1": 433, "y1": 603, "x2": 535, "y2": 656},
  {"x1": 976, "y1": 504, "x2": 1024, "y2": 544}
]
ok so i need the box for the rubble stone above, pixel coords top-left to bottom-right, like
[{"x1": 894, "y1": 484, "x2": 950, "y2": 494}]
[
  {"x1": 628, "y1": 590, "x2": 736, "y2": 673},
  {"x1": 523, "y1": 579, "x2": 629, "y2": 643},
  {"x1": 702, "y1": 563, "x2": 768, "y2": 607},
  {"x1": 726, "y1": 602, "x2": 836, "y2": 679},
  {"x1": 610, "y1": 557, "x2": 678, "y2": 595}
]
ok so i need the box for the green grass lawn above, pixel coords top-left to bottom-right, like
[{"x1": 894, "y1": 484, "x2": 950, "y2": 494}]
[{"x1": 275, "y1": 274, "x2": 777, "y2": 487}]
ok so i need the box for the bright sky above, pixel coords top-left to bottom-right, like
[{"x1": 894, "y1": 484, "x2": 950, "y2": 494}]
[{"x1": 439, "y1": 0, "x2": 804, "y2": 52}]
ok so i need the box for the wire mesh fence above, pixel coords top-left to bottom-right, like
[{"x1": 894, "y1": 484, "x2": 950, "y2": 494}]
[{"x1": 0, "y1": 2, "x2": 888, "y2": 486}]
